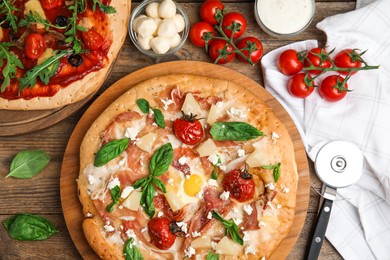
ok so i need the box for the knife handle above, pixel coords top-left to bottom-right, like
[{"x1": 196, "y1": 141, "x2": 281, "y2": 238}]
[{"x1": 307, "y1": 198, "x2": 334, "y2": 260}]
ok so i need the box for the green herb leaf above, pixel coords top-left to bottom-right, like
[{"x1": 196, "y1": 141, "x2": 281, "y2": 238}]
[
  {"x1": 6, "y1": 150, "x2": 50, "y2": 179},
  {"x1": 92, "y1": 0, "x2": 117, "y2": 13},
  {"x1": 19, "y1": 10, "x2": 67, "y2": 30},
  {"x1": 261, "y1": 163, "x2": 281, "y2": 182},
  {"x1": 132, "y1": 177, "x2": 148, "y2": 190},
  {"x1": 94, "y1": 138, "x2": 129, "y2": 167},
  {"x1": 106, "y1": 185, "x2": 121, "y2": 212},
  {"x1": 210, "y1": 122, "x2": 263, "y2": 141},
  {"x1": 211, "y1": 169, "x2": 218, "y2": 180},
  {"x1": 152, "y1": 178, "x2": 166, "y2": 193},
  {"x1": 18, "y1": 50, "x2": 71, "y2": 91},
  {"x1": 136, "y1": 98, "x2": 150, "y2": 113},
  {"x1": 153, "y1": 109, "x2": 165, "y2": 128},
  {"x1": 149, "y1": 143, "x2": 173, "y2": 176},
  {"x1": 0, "y1": 0, "x2": 19, "y2": 32},
  {"x1": 123, "y1": 238, "x2": 143, "y2": 260},
  {"x1": 211, "y1": 210, "x2": 243, "y2": 245},
  {"x1": 206, "y1": 251, "x2": 219, "y2": 260},
  {"x1": 3, "y1": 213, "x2": 58, "y2": 241},
  {"x1": 140, "y1": 182, "x2": 156, "y2": 218},
  {"x1": 0, "y1": 42, "x2": 24, "y2": 92},
  {"x1": 66, "y1": 1, "x2": 87, "y2": 54}
]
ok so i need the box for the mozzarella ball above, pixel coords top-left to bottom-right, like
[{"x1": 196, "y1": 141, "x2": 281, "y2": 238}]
[
  {"x1": 132, "y1": 15, "x2": 147, "y2": 32},
  {"x1": 146, "y1": 2, "x2": 160, "y2": 18},
  {"x1": 157, "y1": 19, "x2": 177, "y2": 38},
  {"x1": 170, "y1": 33, "x2": 181, "y2": 48},
  {"x1": 171, "y1": 14, "x2": 185, "y2": 32},
  {"x1": 137, "y1": 18, "x2": 157, "y2": 38},
  {"x1": 153, "y1": 18, "x2": 162, "y2": 36},
  {"x1": 158, "y1": 0, "x2": 176, "y2": 19},
  {"x1": 138, "y1": 35, "x2": 154, "y2": 50},
  {"x1": 150, "y1": 36, "x2": 171, "y2": 54}
]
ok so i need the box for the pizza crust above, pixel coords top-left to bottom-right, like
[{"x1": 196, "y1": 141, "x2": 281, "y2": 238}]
[
  {"x1": 0, "y1": 0, "x2": 131, "y2": 110},
  {"x1": 78, "y1": 74, "x2": 299, "y2": 259}
]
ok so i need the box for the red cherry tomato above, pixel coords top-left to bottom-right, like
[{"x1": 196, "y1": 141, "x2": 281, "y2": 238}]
[
  {"x1": 189, "y1": 22, "x2": 215, "y2": 48},
  {"x1": 81, "y1": 29, "x2": 104, "y2": 51},
  {"x1": 304, "y1": 47, "x2": 332, "y2": 75},
  {"x1": 236, "y1": 37, "x2": 263, "y2": 64},
  {"x1": 334, "y1": 49, "x2": 362, "y2": 75},
  {"x1": 222, "y1": 169, "x2": 255, "y2": 202},
  {"x1": 287, "y1": 73, "x2": 315, "y2": 98},
  {"x1": 221, "y1": 12, "x2": 247, "y2": 39},
  {"x1": 208, "y1": 39, "x2": 235, "y2": 64},
  {"x1": 148, "y1": 217, "x2": 176, "y2": 250},
  {"x1": 24, "y1": 33, "x2": 46, "y2": 59},
  {"x1": 173, "y1": 113, "x2": 204, "y2": 145},
  {"x1": 319, "y1": 75, "x2": 349, "y2": 102},
  {"x1": 40, "y1": 0, "x2": 62, "y2": 10},
  {"x1": 200, "y1": 1, "x2": 224, "y2": 25},
  {"x1": 278, "y1": 49, "x2": 304, "y2": 76}
]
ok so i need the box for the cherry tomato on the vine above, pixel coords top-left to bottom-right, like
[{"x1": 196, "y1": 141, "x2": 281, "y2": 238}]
[
  {"x1": 236, "y1": 37, "x2": 263, "y2": 64},
  {"x1": 81, "y1": 29, "x2": 104, "y2": 51},
  {"x1": 24, "y1": 33, "x2": 46, "y2": 59},
  {"x1": 173, "y1": 113, "x2": 204, "y2": 145},
  {"x1": 278, "y1": 49, "x2": 304, "y2": 76},
  {"x1": 304, "y1": 47, "x2": 332, "y2": 75},
  {"x1": 200, "y1": 1, "x2": 224, "y2": 25},
  {"x1": 334, "y1": 49, "x2": 362, "y2": 75},
  {"x1": 287, "y1": 73, "x2": 315, "y2": 98},
  {"x1": 319, "y1": 75, "x2": 349, "y2": 102},
  {"x1": 222, "y1": 169, "x2": 255, "y2": 202},
  {"x1": 208, "y1": 39, "x2": 236, "y2": 64},
  {"x1": 148, "y1": 217, "x2": 176, "y2": 250},
  {"x1": 40, "y1": 0, "x2": 63, "y2": 10},
  {"x1": 221, "y1": 12, "x2": 247, "y2": 39},
  {"x1": 189, "y1": 22, "x2": 215, "y2": 48}
]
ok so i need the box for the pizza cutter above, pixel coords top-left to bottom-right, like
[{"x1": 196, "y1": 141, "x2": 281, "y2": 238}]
[{"x1": 307, "y1": 140, "x2": 363, "y2": 259}]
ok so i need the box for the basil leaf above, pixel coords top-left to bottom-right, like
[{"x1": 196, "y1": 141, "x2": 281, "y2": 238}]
[
  {"x1": 152, "y1": 178, "x2": 166, "y2": 193},
  {"x1": 261, "y1": 163, "x2": 281, "y2": 182},
  {"x1": 123, "y1": 238, "x2": 143, "y2": 260},
  {"x1": 211, "y1": 210, "x2": 243, "y2": 245},
  {"x1": 149, "y1": 143, "x2": 173, "y2": 177},
  {"x1": 153, "y1": 108, "x2": 165, "y2": 128},
  {"x1": 106, "y1": 185, "x2": 121, "y2": 212},
  {"x1": 3, "y1": 213, "x2": 58, "y2": 241},
  {"x1": 140, "y1": 182, "x2": 156, "y2": 218},
  {"x1": 136, "y1": 98, "x2": 150, "y2": 114},
  {"x1": 210, "y1": 122, "x2": 263, "y2": 141},
  {"x1": 94, "y1": 138, "x2": 129, "y2": 167},
  {"x1": 6, "y1": 150, "x2": 50, "y2": 179},
  {"x1": 132, "y1": 177, "x2": 148, "y2": 190},
  {"x1": 206, "y1": 251, "x2": 219, "y2": 260}
]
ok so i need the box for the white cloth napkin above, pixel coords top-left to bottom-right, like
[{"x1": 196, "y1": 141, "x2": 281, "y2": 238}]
[{"x1": 260, "y1": 0, "x2": 390, "y2": 259}]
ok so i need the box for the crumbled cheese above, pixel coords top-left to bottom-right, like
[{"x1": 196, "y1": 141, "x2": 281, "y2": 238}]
[
  {"x1": 208, "y1": 154, "x2": 220, "y2": 165},
  {"x1": 126, "y1": 229, "x2": 137, "y2": 239},
  {"x1": 211, "y1": 241, "x2": 217, "y2": 250},
  {"x1": 118, "y1": 205, "x2": 123, "y2": 209},
  {"x1": 265, "y1": 182, "x2": 276, "y2": 190},
  {"x1": 121, "y1": 186, "x2": 134, "y2": 199},
  {"x1": 259, "y1": 221, "x2": 266, "y2": 227},
  {"x1": 277, "y1": 204, "x2": 282, "y2": 209},
  {"x1": 232, "y1": 207, "x2": 239, "y2": 213},
  {"x1": 261, "y1": 256, "x2": 266, "y2": 260},
  {"x1": 237, "y1": 149, "x2": 245, "y2": 157},
  {"x1": 184, "y1": 246, "x2": 196, "y2": 258},
  {"x1": 267, "y1": 201, "x2": 274, "y2": 209},
  {"x1": 160, "y1": 98, "x2": 174, "y2": 110},
  {"x1": 271, "y1": 131, "x2": 280, "y2": 142},
  {"x1": 207, "y1": 179, "x2": 218, "y2": 187},
  {"x1": 152, "y1": 122, "x2": 158, "y2": 127},
  {"x1": 168, "y1": 178, "x2": 174, "y2": 184},
  {"x1": 148, "y1": 108, "x2": 154, "y2": 117},
  {"x1": 219, "y1": 191, "x2": 230, "y2": 201},
  {"x1": 243, "y1": 231, "x2": 250, "y2": 242},
  {"x1": 227, "y1": 107, "x2": 246, "y2": 118},
  {"x1": 87, "y1": 175, "x2": 96, "y2": 185},
  {"x1": 233, "y1": 217, "x2": 243, "y2": 225},
  {"x1": 283, "y1": 187, "x2": 290, "y2": 193},
  {"x1": 125, "y1": 127, "x2": 140, "y2": 140},
  {"x1": 192, "y1": 231, "x2": 201, "y2": 238},
  {"x1": 216, "y1": 101, "x2": 224, "y2": 108},
  {"x1": 245, "y1": 245, "x2": 256, "y2": 255},
  {"x1": 107, "y1": 177, "x2": 120, "y2": 190},
  {"x1": 104, "y1": 224, "x2": 115, "y2": 232},
  {"x1": 243, "y1": 204, "x2": 253, "y2": 215},
  {"x1": 119, "y1": 216, "x2": 136, "y2": 221},
  {"x1": 219, "y1": 165, "x2": 227, "y2": 171},
  {"x1": 157, "y1": 211, "x2": 164, "y2": 217},
  {"x1": 120, "y1": 225, "x2": 123, "y2": 230},
  {"x1": 207, "y1": 211, "x2": 213, "y2": 219},
  {"x1": 176, "y1": 222, "x2": 188, "y2": 233},
  {"x1": 178, "y1": 156, "x2": 187, "y2": 165},
  {"x1": 141, "y1": 227, "x2": 148, "y2": 233},
  {"x1": 118, "y1": 157, "x2": 127, "y2": 166},
  {"x1": 86, "y1": 212, "x2": 93, "y2": 218}
]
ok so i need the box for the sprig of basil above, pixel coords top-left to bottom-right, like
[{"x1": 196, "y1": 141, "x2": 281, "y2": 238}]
[
  {"x1": 210, "y1": 122, "x2": 263, "y2": 141},
  {"x1": 136, "y1": 98, "x2": 165, "y2": 128},
  {"x1": 211, "y1": 210, "x2": 243, "y2": 245},
  {"x1": 6, "y1": 150, "x2": 50, "y2": 179},
  {"x1": 94, "y1": 138, "x2": 129, "y2": 167},
  {"x1": 206, "y1": 251, "x2": 219, "y2": 260},
  {"x1": 106, "y1": 185, "x2": 121, "y2": 212},
  {"x1": 3, "y1": 213, "x2": 58, "y2": 241},
  {"x1": 123, "y1": 238, "x2": 143, "y2": 260},
  {"x1": 261, "y1": 163, "x2": 281, "y2": 182},
  {"x1": 132, "y1": 143, "x2": 173, "y2": 218}
]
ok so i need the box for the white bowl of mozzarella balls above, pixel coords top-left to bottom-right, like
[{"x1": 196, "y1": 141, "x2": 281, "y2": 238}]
[{"x1": 129, "y1": 0, "x2": 189, "y2": 57}]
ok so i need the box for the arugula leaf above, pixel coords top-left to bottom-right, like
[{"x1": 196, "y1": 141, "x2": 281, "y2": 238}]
[
  {"x1": 153, "y1": 108, "x2": 165, "y2": 128},
  {"x1": 206, "y1": 251, "x2": 219, "y2": 260},
  {"x1": 6, "y1": 150, "x2": 50, "y2": 179},
  {"x1": 19, "y1": 10, "x2": 67, "y2": 31},
  {"x1": 18, "y1": 50, "x2": 71, "y2": 91},
  {"x1": 0, "y1": 42, "x2": 23, "y2": 92},
  {"x1": 261, "y1": 163, "x2": 281, "y2": 182},
  {"x1": 3, "y1": 214, "x2": 58, "y2": 241},
  {"x1": 94, "y1": 138, "x2": 129, "y2": 167},
  {"x1": 65, "y1": 1, "x2": 87, "y2": 54},
  {"x1": 123, "y1": 238, "x2": 143, "y2": 260},
  {"x1": 210, "y1": 122, "x2": 263, "y2": 141},
  {"x1": 0, "y1": 0, "x2": 19, "y2": 32},
  {"x1": 106, "y1": 185, "x2": 121, "y2": 212},
  {"x1": 211, "y1": 210, "x2": 243, "y2": 245},
  {"x1": 92, "y1": 0, "x2": 117, "y2": 14},
  {"x1": 136, "y1": 98, "x2": 150, "y2": 113}
]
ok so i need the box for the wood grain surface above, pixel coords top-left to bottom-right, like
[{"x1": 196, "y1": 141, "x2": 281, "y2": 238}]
[{"x1": 0, "y1": 1, "x2": 356, "y2": 259}]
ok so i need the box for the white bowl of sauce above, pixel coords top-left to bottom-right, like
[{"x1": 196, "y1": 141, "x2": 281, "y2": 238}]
[{"x1": 255, "y1": 0, "x2": 315, "y2": 37}]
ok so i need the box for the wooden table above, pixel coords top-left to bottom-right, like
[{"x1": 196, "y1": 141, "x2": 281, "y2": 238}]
[{"x1": 0, "y1": 0, "x2": 355, "y2": 259}]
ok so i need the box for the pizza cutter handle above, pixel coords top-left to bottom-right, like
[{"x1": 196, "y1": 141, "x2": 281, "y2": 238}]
[{"x1": 307, "y1": 198, "x2": 334, "y2": 260}]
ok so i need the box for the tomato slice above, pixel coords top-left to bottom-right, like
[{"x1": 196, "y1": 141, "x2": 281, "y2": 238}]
[
  {"x1": 82, "y1": 29, "x2": 104, "y2": 51},
  {"x1": 40, "y1": 0, "x2": 63, "y2": 10},
  {"x1": 24, "y1": 33, "x2": 46, "y2": 60}
]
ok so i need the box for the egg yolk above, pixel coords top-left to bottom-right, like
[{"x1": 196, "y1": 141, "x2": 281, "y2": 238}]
[{"x1": 183, "y1": 174, "x2": 203, "y2": 196}]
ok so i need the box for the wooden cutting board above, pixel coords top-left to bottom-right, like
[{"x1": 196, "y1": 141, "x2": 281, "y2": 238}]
[{"x1": 60, "y1": 61, "x2": 310, "y2": 259}]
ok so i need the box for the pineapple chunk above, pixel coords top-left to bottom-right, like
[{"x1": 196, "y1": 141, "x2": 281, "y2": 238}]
[
  {"x1": 246, "y1": 148, "x2": 271, "y2": 168},
  {"x1": 196, "y1": 139, "x2": 218, "y2": 157},
  {"x1": 37, "y1": 48, "x2": 54, "y2": 65},
  {"x1": 207, "y1": 104, "x2": 220, "y2": 125},
  {"x1": 215, "y1": 236, "x2": 241, "y2": 255},
  {"x1": 122, "y1": 190, "x2": 142, "y2": 211},
  {"x1": 191, "y1": 236, "x2": 211, "y2": 249},
  {"x1": 164, "y1": 191, "x2": 185, "y2": 212},
  {"x1": 136, "y1": 132, "x2": 157, "y2": 153},
  {"x1": 24, "y1": 0, "x2": 47, "y2": 29},
  {"x1": 182, "y1": 93, "x2": 202, "y2": 116}
]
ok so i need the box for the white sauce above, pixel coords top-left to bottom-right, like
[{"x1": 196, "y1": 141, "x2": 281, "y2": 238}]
[{"x1": 256, "y1": 0, "x2": 314, "y2": 35}]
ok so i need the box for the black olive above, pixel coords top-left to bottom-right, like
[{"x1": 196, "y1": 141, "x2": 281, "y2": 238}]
[
  {"x1": 55, "y1": 16, "x2": 68, "y2": 27},
  {"x1": 68, "y1": 54, "x2": 83, "y2": 67}
]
